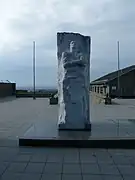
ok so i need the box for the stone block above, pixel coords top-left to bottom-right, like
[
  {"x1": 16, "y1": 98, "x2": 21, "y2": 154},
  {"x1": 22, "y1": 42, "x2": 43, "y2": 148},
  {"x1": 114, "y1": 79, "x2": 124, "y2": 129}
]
[{"x1": 57, "y1": 32, "x2": 91, "y2": 130}]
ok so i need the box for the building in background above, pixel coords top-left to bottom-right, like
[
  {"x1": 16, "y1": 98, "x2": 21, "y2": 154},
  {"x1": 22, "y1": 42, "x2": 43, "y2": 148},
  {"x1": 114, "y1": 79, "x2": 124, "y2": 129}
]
[
  {"x1": 0, "y1": 81, "x2": 16, "y2": 97},
  {"x1": 90, "y1": 65, "x2": 135, "y2": 98}
]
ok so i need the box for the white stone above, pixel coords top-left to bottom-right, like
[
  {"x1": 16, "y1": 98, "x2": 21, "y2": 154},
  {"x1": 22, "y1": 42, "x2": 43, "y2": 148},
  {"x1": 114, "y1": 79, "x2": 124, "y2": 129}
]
[{"x1": 57, "y1": 32, "x2": 91, "y2": 130}]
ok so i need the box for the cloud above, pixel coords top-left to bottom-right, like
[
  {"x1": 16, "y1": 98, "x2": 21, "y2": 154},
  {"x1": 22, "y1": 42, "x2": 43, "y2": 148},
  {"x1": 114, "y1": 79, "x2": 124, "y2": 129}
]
[
  {"x1": 0, "y1": 65, "x2": 57, "y2": 87},
  {"x1": 0, "y1": 0, "x2": 135, "y2": 86}
]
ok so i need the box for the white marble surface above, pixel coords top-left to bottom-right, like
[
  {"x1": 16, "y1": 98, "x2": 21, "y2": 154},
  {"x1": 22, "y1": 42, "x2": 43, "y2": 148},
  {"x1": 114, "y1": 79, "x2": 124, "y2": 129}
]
[{"x1": 57, "y1": 32, "x2": 91, "y2": 129}]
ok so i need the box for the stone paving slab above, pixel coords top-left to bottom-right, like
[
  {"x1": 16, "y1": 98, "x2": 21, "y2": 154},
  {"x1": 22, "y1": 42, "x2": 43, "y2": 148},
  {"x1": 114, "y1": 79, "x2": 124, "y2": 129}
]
[
  {"x1": 25, "y1": 162, "x2": 45, "y2": 173},
  {"x1": 7, "y1": 162, "x2": 27, "y2": 173},
  {"x1": 0, "y1": 96, "x2": 135, "y2": 140},
  {"x1": 43, "y1": 163, "x2": 62, "y2": 174},
  {"x1": 0, "y1": 146, "x2": 134, "y2": 179},
  {"x1": 0, "y1": 98, "x2": 57, "y2": 139},
  {"x1": 41, "y1": 174, "x2": 61, "y2": 180},
  {"x1": 20, "y1": 173, "x2": 42, "y2": 180},
  {"x1": 62, "y1": 174, "x2": 82, "y2": 180},
  {"x1": 0, "y1": 97, "x2": 135, "y2": 178}
]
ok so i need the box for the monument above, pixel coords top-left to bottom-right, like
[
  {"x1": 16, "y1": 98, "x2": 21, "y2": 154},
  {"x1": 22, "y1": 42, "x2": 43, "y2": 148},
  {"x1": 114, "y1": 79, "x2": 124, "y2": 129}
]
[
  {"x1": 19, "y1": 33, "x2": 135, "y2": 148},
  {"x1": 19, "y1": 32, "x2": 92, "y2": 147},
  {"x1": 57, "y1": 32, "x2": 91, "y2": 130}
]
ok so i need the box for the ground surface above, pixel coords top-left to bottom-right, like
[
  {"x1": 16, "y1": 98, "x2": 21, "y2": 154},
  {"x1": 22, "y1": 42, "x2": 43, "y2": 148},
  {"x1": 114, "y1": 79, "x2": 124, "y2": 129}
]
[
  {"x1": 0, "y1": 95, "x2": 135, "y2": 179},
  {"x1": 0, "y1": 95, "x2": 135, "y2": 139},
  {"x1": 0, "y1": 147, "x2": 135, "y2": 180}
]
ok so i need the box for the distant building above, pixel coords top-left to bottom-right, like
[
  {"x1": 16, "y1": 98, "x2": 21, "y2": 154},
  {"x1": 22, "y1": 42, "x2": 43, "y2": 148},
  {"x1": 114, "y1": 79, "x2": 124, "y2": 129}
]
[
  {"x1": 0, "y1": 81, "x2": 16, "y2": 97},
  {"x1": 90, "y1": 65, "x2": 135, "y2": 98}
]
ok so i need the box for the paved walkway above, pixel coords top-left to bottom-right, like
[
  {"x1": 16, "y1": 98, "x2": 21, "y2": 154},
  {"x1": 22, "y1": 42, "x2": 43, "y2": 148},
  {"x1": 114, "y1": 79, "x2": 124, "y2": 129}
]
[
  {"x1": 0, "y1": 98, "x2": 57, "y2": 139},
  {"x1": 0, "y1": 96, "x2": 135, "y2": 179},
  {"x1": 0, "y1": 146, "x2": 134, "y2": 180},
  {"x1": 0, "y1": 96, "x2": 135, "y2": 139},
  {"x1": 113, "y1": 99, "x2": 135, "y2": 106}
]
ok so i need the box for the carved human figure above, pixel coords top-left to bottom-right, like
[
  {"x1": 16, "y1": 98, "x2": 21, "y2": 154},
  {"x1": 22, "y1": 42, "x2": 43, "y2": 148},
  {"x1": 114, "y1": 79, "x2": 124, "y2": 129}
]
[
  {"x1": 58, "y1": 41, "x2": 88, "y2": 129},
  {"x1": 57, "y1": 32, "x2": 91, "y2": 130}
]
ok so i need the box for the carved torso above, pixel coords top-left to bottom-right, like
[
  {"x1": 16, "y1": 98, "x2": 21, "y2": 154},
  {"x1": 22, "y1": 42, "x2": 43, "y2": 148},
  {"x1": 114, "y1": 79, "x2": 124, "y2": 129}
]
[{"x1": 57, "y1": 34, "x2": 90, "y2": 129}]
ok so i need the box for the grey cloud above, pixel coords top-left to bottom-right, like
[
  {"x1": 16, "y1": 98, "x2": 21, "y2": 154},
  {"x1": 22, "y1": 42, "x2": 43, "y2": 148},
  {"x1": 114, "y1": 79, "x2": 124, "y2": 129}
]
[
  {"x1": 0, "y1": 66, "x2": 57, "y2": 88},
  {"x1": 1, "y1": 0, "x2": 135, "y2": 86}
]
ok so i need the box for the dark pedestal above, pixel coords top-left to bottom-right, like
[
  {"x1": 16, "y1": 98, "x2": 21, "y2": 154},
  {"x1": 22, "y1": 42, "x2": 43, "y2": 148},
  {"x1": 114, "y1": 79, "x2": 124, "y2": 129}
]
[{"x1": 19, "y1": 118, "x2": 135, "y2": 149}]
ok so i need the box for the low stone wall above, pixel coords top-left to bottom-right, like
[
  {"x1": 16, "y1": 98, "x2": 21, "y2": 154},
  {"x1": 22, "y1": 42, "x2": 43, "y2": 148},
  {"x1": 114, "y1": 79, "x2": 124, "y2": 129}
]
[{"x1": 16, "y1": 93, "x2": 52, "y2": 98}]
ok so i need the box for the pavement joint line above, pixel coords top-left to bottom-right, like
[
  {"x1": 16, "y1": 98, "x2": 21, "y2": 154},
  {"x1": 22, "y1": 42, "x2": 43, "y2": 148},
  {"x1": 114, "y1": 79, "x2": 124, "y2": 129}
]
[
  {"x1": 0, "y1": 161, "x2": 11, "y2": 178},
  {"x1": 96, "y1": 151, "x2": 103, "y2": 177},
  {"x1": 21, "y1": 150, "x2": 32, "y2": 173},
  {"x1": 107, "y1": 150, "x2": 125, "y2": 180},
  {"x1": 79, "y1": 148, "x2": 83, "y2": 180},
  {"x1": 41, "y1": 152, "x2": 48, "y2": 177},
  {"x1": 108, "y1": 119, "x2": 117, "y2": 124},
  {"x1": 61, "y1": 151, "x2": 64, "y2": 180}
]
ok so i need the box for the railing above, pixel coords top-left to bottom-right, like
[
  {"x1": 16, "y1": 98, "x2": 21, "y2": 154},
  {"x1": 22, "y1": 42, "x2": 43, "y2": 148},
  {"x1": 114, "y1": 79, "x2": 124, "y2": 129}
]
[{"x1": 90, "y1": 91, "x2": 106, "y2": 104}]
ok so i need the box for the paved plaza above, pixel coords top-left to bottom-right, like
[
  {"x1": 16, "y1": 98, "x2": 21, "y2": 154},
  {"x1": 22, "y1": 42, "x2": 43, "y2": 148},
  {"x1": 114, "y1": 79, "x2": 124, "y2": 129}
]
[
  {"x1": 0, "y1": 147, "x2": 135, "y2": 180},
  {"x1": 0, "y1": 95, "x2": 135, "y2": 179},
  {"x1": 0, "y1": 95, "x2": 135, "y2": 139}
]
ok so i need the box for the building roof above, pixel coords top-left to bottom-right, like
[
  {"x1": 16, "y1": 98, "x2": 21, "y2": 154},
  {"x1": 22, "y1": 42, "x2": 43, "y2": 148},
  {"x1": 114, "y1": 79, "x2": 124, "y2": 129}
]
[
  {"x1": 91, "y1": 65, "x2": 135, "y2": 85},
  {"x1": 0, "y1": 80, "x2": 11, "y2": 83}
]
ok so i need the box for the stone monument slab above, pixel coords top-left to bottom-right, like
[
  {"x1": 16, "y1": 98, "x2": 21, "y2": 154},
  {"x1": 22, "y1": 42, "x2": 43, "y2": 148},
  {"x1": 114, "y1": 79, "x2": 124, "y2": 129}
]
[{"x1": 57, "y1": 32, "x2": 91, "y2": 130}]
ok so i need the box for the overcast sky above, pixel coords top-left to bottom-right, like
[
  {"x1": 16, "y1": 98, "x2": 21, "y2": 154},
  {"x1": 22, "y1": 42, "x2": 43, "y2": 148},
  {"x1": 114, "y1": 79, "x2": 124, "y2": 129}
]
[{"x1": 0, "y1": 0, "x2": 135, "y2": 88}]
